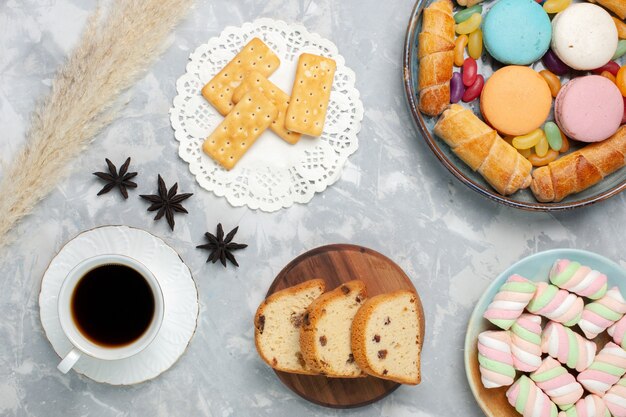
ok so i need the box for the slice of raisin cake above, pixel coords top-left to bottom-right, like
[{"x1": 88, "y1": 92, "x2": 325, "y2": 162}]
[
  {"x1": 351, "y1": 290, "x2": 425, "y2": 385},
  {"x1": 299, "y1": 280, "x2": 367, "y2": 378},
  {"x1": 254, "y1": 279, "x2": 325, "y2": 374}
]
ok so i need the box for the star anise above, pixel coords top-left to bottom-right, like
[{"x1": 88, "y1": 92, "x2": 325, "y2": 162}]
[
  {"x1": 140, "y1": 175, "x2": 193, "y2": 231},
  {"x1": 196, "y1": 223, "x2": 248, "y2": 267},
  {"x1": 93, "y1": 157, "x2": 137, "y2": 199}
]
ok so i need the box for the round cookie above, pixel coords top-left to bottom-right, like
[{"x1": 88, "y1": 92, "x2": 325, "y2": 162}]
[
  {"x1": 555, "y1": 75, "x2": 623, "y2": 143},
  {"x1": 480, "y1": 66, "x2": 552, "y2": 137},
  {"x1": 551, "y1": 3, "x2": 618, "y2": 71},
  {"x1": 482, "y1": 0, "x2": 552, "y2": 65}
]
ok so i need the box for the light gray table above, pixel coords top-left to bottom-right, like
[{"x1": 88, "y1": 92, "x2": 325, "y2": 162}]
[{"x1": 1, "y1": 0, "x2": 623, "y2": 416}]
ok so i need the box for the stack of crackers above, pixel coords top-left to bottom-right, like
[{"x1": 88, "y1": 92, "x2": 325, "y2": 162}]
[{"x1": 200, "y1": 38, "x2": 336, "y2": 170}]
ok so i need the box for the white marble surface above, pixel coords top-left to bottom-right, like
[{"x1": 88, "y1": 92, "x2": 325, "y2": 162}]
[{"x1": 1, "y1": 0, "x2": 625, "y2": 416}]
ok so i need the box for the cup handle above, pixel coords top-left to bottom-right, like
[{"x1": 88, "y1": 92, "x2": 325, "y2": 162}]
[{"x1": 57, "y1": 348, "x2": 81, "y2": 374}]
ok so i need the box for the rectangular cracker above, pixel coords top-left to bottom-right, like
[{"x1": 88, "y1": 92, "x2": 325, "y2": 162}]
[
  {"x1": 285, "y1": 53, "x2": 336, "y2": 137},
  {"x1": 202, "y1": 90, "x2": 278, "y2": 170},
  {"x1": 232, "y1": 71, "x2": 301, "y2": 145},
  {"x1": 201, "y1": 38, "x2": 280, "y2": 116}
]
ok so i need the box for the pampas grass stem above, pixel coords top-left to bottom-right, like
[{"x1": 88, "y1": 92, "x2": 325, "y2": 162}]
[{"x1": 0, "y1": 0, "x2": 193, "y2": 248}]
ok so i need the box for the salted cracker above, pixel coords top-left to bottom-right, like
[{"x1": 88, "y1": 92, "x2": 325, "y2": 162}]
[
  {"x1": 202, "y1": 90, "x2": 278, "y2": 170},
  {"x1": 201, "y1": 38, "x2": 280, "y2": 116},
  {"x1": 285, "y1": 53, "x2": 336, "y2": 137},
  {"x1": 232, "y1": 71, "x2": 301, "y2": 144}
]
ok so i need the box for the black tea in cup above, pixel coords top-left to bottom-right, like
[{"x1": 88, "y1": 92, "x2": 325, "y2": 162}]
[{"x1": 71, "y1": 264, "x2": 155, "y2": 347}]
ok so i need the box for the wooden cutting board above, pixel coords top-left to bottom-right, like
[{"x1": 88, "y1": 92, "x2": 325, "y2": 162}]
[{"x1": 266, "y1": 244, "x2": 422, "y2": 408}]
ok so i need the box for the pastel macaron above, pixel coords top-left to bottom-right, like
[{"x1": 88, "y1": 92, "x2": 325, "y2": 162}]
[
  {"x1": 555, "y1": 75, "x2": 624, "y2": 143},
  {"x1": 481, "y1": 66, "x2": 552, "y2": 136},
  {"x1": 551, "y1": 3, "x2": 618, "y2": 71},
  {"x1": 482, "y1": 0, "x2": 552, "y2": 65}
]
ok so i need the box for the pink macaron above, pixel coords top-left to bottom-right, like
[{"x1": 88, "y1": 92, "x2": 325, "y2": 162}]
[{"x1": 555, "y1": 75, "x2": 624, "y2": 143}]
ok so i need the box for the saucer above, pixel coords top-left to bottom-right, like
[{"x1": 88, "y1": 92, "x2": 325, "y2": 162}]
[{"x1": 39, "y1": 225, "x2": 199, "y2": 385}]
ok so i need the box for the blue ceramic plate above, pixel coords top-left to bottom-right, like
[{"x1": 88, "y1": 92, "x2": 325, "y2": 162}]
[
  {"x1": 464, "y1": 249, "x2": 626, "y2": 416},
  {"x1": 403, "y1": 0, "x2": 626, "y2": 211}
]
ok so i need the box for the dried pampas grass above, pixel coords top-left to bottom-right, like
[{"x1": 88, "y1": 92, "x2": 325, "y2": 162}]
[{"x1": 0, "y1": 0, "x2": 193, "y2": 248}]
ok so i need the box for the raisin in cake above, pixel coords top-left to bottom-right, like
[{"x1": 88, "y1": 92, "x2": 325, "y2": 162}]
[
  {"x1": 299, "y1": 280, "x2": 367, "y2": 378},
  {"x1": 254, "y1": 279, "x2": 325, "y2": 374},
  {"x1": 351, "y1": 290, "x2": 425, "y2": 385}
]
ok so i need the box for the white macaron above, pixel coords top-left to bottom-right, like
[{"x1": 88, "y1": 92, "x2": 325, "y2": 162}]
[{"x1": 551, "y1": 3, "x2": 618, "y2": 70}]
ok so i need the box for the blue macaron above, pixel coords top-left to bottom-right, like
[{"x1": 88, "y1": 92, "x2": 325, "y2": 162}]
[{"x1": 483, "y1": 0, "x2": 552, "y2": 65}]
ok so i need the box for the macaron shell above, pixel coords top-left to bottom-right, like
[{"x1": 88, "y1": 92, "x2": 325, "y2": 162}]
[
  {"x1": 480, "y1": 66, "x2": 552, "y2": 137},
  {"x1": 551, "y1": 3, "x2": 618, "y2": 70},
  {"x1": 553, "y1": 77, "x2": 577, "y2": 139},
  {"x1": 555, "y1": 75, "x2": 623, "y2": 143},
  {"x1": 483, "y1": 0, "x2": 552, "y2": 66}
]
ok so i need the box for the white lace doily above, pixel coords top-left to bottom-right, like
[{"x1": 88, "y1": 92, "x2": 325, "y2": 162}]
[{"x1": 170, "y1": 18, "x2": 363, "y2": 212}]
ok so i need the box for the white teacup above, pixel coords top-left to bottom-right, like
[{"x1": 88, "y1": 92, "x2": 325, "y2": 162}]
[{"x1": 57, "y1": 254, "x2": 164, "y2": 373}]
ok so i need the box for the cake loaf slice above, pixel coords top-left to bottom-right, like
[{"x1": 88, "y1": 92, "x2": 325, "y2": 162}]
[
  {"x1": 300, "y1": 280, "x2": 367, "y2": 378},
  {"x1": 254, "y1": 279, "x2": 325, "y2": 374},
  {"x1": 351, "y1": 290, "x2": 425, "y2": 385}
]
